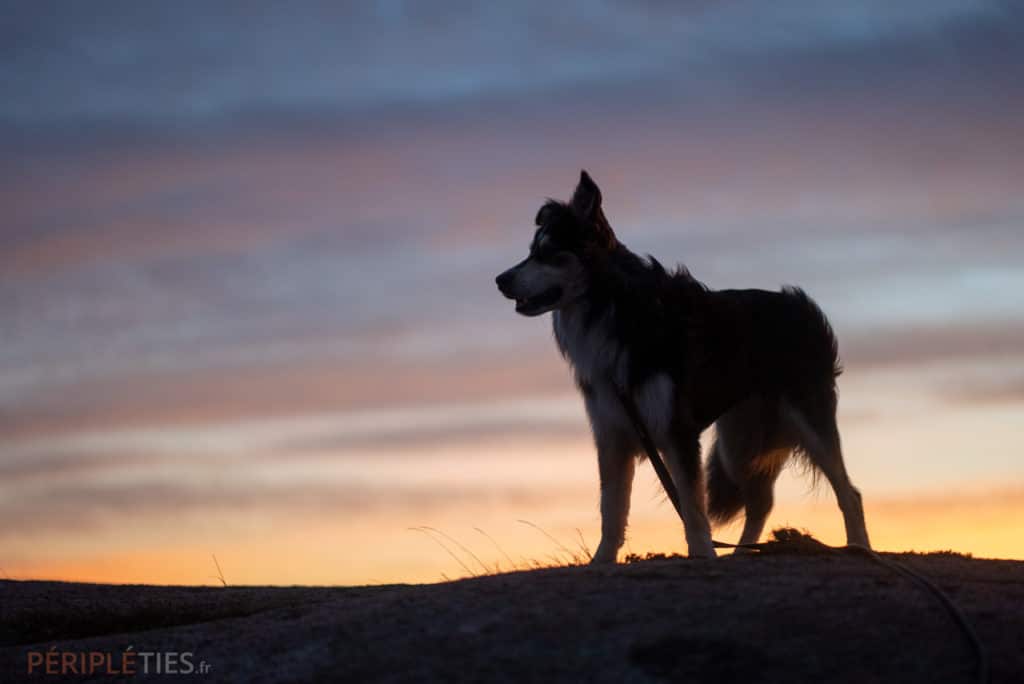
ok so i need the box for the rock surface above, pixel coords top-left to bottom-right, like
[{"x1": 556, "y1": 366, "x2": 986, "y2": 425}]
[{"x1": 2, "y1": 552, "x2": 1022, "y2": 682}]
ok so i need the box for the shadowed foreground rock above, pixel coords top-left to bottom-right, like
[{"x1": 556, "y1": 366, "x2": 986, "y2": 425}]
[{"x1": 2, "y1": 552, "x2": 1022, "y2": 683}]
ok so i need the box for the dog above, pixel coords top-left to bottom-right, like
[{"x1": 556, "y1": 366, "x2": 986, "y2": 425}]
[{"x1": 496, "y1": 170, "x2": 871, "y2": 562}]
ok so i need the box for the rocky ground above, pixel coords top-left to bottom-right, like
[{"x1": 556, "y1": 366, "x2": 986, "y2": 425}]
[{"x1": 2, "y1": 549, "x2": 1022, "y2": 683}]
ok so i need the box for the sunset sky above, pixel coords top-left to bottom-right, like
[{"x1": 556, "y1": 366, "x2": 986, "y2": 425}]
[{"x1": 2, "y1": 1, "x2": 1023, "y2": 585}]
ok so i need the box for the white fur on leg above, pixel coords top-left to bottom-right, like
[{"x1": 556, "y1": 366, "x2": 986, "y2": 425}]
[
  {"x1": 661, "y1": 443, "x2": 716, "y2": 558},
  {"x1": 591, "y1": 447, "x2": 635, "y2": 564},
  {"x1": 783, "y1": 402, "x2": 871, "y2": 548}
]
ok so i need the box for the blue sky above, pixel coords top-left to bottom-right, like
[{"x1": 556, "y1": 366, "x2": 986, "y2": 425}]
[{"x1": 1, "y1": 1, "x2": 1023, "y2": 583}]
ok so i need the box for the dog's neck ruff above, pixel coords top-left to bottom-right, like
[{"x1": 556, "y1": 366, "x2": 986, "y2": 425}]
[{"x1": 552, "y1": 302, "x2": 628, "y2": 389}]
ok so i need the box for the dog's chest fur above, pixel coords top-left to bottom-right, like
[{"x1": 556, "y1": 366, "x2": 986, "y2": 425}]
[
  {"x1": 553, "y1": 306, "x2": 627, "y2": 389},
  {"x1": 554, "y1": 306, "x2": 677, "y2": 443}
]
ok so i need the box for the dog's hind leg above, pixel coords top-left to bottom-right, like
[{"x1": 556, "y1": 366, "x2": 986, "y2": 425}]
[
  {"x1": 706, "y1": 438, "x2": 745, "y2": 526},
  {"x1": 708, "y1": 444, "x2": 786, "y2": 548},
  {"x1": 736, "y1": 460, "x2": 785, "y2": 547},
  {"x1": 708, "y1": 398, "x2": 789, "y2": 547},
  {"x1": 784, "y1": 397, "x2": 871, "y2": 548}
]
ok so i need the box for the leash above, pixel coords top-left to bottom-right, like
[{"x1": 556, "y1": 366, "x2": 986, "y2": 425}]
[
  {"x1": 611, "y1": 383, "x2": 687, "y2": 523},
  {"x1": 611, "y1": 382, "x2": 990, "y2": 684},
  {"x1": 611, "y1": 383, "x2": 752, "y2": 551}
]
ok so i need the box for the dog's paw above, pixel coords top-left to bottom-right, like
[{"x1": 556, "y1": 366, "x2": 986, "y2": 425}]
[
  {"x1": 686, "y1": 540, "x2": 718, "y2": 559},
  {"x1": 590, "y1": 544, "x2": 618, "y2": 564}
]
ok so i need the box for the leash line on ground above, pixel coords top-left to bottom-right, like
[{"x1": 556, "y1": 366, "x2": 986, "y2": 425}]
[{"x1": 613, "y1": 383, "x2": 990, "y2": 684}]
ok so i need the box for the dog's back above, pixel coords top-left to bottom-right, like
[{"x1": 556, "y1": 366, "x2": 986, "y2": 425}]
[{"x1": 689, "y1": 286, "x2": 841, "y2": 423}]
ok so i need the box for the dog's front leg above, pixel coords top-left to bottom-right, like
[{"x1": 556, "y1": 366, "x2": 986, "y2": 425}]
[
  {"x1": 590, "y1": 441, "x2": 636, "y2": 564},
  {"x1": 662, "y1": 433, "x2": 716, "y2": 558}
]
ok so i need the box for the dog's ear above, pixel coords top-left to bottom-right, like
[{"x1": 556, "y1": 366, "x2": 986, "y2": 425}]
[
  {"x1": 570, "y1": 170, "x2": 602, "y2": 219},
  {"x1": 535, "y1": 202, "x2": 557, "y2": 226},
  {"x1": 570, "y1": 170, "x2": 617, "y2": 248}
]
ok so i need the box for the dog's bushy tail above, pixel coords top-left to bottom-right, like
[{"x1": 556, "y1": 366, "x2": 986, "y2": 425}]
[{"x1": 706, "y1": 441, "x2": 744, "y2": 524}]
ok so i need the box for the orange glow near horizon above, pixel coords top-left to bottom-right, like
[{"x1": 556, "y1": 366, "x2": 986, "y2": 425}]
[
  {"x1": 9, "y1": 482, "x2": 1024, "y2": 587},
  {"x1": 3, "y1": 368, "x2": 1023, "y2": 587}
]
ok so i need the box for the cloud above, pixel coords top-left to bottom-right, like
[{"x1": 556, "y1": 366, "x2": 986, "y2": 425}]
[
  {"x1": 939, "y1": 373, "x2": 1024, "y2": 405},
  {"x1": 1, "y1": 0, "x2": 1018, "y2": 134},
  {"x1": 842, "y1": 320, "x2": 1024, "y2": 370},
  {"x1": 3, "y1": 313, "x2": 1023, "y2": 445},
  {"x1": 0, "y1": 476, "x2": 592, "y2": 541}
]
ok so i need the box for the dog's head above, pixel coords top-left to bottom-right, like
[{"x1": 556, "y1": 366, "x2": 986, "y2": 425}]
[{"x1": 495, "y1": 170, "x2": 618, "y2": 316}]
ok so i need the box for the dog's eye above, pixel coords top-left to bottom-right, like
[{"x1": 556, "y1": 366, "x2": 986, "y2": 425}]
[{"x1": 535, "y1": 249, "x2": 571, "y2": 266}]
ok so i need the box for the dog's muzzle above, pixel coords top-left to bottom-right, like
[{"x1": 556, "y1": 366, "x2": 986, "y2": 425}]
[
  {"x1": 495, "y1": 269, "x2": 516, "y2": 296},
  {"x1": 496, "y1": 269, "x2": 562, "y2": 316}
]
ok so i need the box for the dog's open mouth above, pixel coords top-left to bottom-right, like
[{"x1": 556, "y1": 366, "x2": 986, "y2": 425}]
[{"x1": 515, "y1": 286, "x2": 562, "y2": 315}]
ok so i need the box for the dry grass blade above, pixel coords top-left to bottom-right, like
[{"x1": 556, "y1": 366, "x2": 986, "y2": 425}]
[
  {"x1": 474, "y1": 527, "x2": 519, "y2": 572},
  {"x1": 420, "y1": 526, "x2": 491, "y2": 575},
  {"x1": 211, "y1": 554, "x2": 227, "y2": 587},
  {"x1": 575, "y1": 528, "x2": 593, "y2": 562},
  {"x1": 410, "y1": 527, "x2": 477, "y2": 578},
  {"x1": 517, "y1": 519, "x2": 582, "y2": 565}
]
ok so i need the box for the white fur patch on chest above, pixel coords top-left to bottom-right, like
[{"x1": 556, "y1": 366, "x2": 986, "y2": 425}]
[
  {"x1": 582, "y1": 373, "x2": 676, "y2": 448},
  {"x1": 633, "y1": 373, "x2": 676, "y2": 443},
  {"x1": 553, "y1": 307, "x2": 628, "y2": 388},
  {"x1": 584, "y1": 384, "x2": 633, "y2": 442}
]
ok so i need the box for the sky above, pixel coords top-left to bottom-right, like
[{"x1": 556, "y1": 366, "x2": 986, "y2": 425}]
[{"x1": 2, "y1": 1, "x2": 1023, "y2": 585}]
